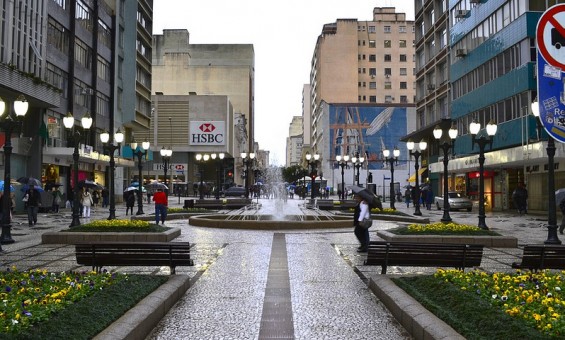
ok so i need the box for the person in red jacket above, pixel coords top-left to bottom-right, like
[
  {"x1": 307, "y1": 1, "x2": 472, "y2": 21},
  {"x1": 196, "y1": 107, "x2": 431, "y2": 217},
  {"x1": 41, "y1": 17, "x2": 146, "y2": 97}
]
[{"x1": 152, "y1": 188, "x2": 168, "y2": 225}]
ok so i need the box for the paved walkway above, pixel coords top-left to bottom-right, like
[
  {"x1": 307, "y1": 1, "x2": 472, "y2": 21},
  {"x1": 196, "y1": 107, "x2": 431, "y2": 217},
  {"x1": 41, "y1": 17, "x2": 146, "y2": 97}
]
[{"x1": 0, "y1": 196, "x2": 558, "y2": 339}]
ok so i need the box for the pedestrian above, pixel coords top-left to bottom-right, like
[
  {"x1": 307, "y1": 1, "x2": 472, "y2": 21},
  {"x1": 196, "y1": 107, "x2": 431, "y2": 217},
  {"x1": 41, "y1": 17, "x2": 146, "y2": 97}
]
[
  {"x1": 51, "y1": 187, "x2": 63, "y2": 213},
  {"x1": 92, "y1": 190, "x2": 100, "y2": 207},
  {"x1": 24, "y1": 186, "x2": 42, "y2": 226},
  {"x1": 353, "y1": 194, "x2": 370, "y2": 253},
  {"x1": 512, "y1": 184, "x2": 528, "y2": 215},
  {"x1": 404, "y1": 187, "x2": 411, "y2": 208},
  {"x1": 153, "y1": 188, "x2": 168, "y2": 225},
  {"x1": 559, "y1": 198, "x2": 565, "y2": 235},
  {"x1": 101, "y1": 188, "x2": 109, "y2": 208},
  {"x1": 125, "y1": 191, "x2": 136, "y2": 215},
  {"x1": 426, "y1": 188, "x2": 434, "y2": 210},
  {"x1": 81, "y1": 188, "x2": 93, "y2": 218}
]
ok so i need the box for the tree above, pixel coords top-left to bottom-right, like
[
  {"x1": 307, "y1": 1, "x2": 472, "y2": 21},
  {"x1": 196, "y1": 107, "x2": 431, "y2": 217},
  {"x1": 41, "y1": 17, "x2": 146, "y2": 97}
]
[{"x1": 281, "y1": 165, "x2": 308, "y2": 184}]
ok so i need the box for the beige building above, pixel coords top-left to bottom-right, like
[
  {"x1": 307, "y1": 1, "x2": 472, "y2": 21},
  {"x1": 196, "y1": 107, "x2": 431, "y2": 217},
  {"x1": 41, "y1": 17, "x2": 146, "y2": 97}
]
[
  {"x1": 309, "y1": 7, "x2": 416, "y2": 155},
  {"x1": 286, "y1": 116, "x2": 303, "y2": 166}
]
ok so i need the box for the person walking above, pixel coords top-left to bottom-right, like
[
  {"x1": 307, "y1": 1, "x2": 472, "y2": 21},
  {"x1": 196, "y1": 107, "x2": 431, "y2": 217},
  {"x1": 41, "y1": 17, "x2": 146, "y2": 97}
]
[
  {"x1": 125, "y1": 191, "x2": 136, "y2": 215},
  {"x1": 560, "y1": 198, "x2": 565, "y2": 234},
  {"x1": 92, "y1": 190, "x2": 100, "y2": 208},
  {"x1": 426, "y1": 188, "x2": 434, "y2": 210},
  {"x1": 101, "y1": 188, "x2": 109, "y2": 208},
  {"x1": 153, "y1": 188, "x2": 168, "y2": 225},
  {"x1": 24, "y1": 186, "x2": 42, "y2": 226},
  {"x1": 51, "y1": 187, "x2": 63, "y2": 213},
  {"x1": 353, "y1": 194, "x2": 370, "y2": 253},
  {"x1": 512, "y1": 184, "x2": 528, "y2": 215},
  {"x1": 81, "y1": 188, "x2": 93, "y2": 218},
  {"x1": 404, "y1": 187, "x2": 411, "y2": 208}
]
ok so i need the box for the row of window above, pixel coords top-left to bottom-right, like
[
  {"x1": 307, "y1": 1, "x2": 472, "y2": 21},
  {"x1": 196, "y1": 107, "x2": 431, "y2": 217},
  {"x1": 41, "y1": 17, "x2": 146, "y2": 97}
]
[
  {"x1": 358, "y1": 81, "x2": 410, "y2": 89},
  {"x1": 417, "y1": 95, "x2": 449, "y2": 128},
  {"x1": 48, "y1": 17, "x2": 70, "y2": 55},
  {"x1": 358, "y1": 67, "x2": 412, "y2": 76},
  {"x1": 358, "y1": 54, "x2": 409, "y2": 62},
  {"x1": 136, "y1": 39, "x2": 151, "y2": 60},
  {"x1": 75, "y1": 39, "x2": 93, "y2": 70},
  {"x1": 452, "y1": 0, "x2": 527, "y2": 57},
  {"x1": 358, "y1": 40, "x2": 410, "y2": 48},
  {"x1": 359, "y1": 95, "x2": 410, "y2": 103},
  {"x1": 358, "y1": 25, "x2": 414, "y2": 33},
  {"x1": 452, "y1": 40, "x2": 530, "y2": 100}
]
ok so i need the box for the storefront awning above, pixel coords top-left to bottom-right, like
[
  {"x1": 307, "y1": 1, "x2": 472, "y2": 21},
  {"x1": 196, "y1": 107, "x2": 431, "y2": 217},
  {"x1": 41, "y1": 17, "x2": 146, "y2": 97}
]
[{"x1": 407, "y1": 167, "x2": 427, "y2": 183}]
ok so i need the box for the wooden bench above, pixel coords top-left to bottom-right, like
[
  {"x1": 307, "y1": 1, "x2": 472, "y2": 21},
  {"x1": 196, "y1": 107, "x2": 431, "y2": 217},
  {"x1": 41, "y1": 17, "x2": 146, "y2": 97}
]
[
  {"x1": 75, "y1": 242, "x2": 194, "y2": 274},
  {"x1": 512, "y1": 245, "x2": 565, "y2": 270},
  {"x1": 364, "y1": 241, "x2": 484, "y2": 274}
]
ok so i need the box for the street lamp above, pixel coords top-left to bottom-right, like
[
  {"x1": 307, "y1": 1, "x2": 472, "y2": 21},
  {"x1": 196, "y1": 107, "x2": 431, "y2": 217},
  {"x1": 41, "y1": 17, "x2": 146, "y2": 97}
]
[
  {"x1": 100, "y1": 128, "x2": 124, "y2": 220},
  {"x1": 305, "y1": 152, "x2": 320, "y2": 199},
  {"x1": 0, "y1": 95, "x2": 28, "y2": 244},
  {"x1": 383, "y1": 147, "x2": 400, "y2": 210},
  {"x1": 211, "y1": 153, "x2": 225, "y2": 199},
  {"x1": 195, "y1": 153, "x2": 210, "y2": 199},
  {"x1": 131, "y1": 138, "x2": 150, "y2": 215},
  {"x1": 406, "y1": 139, "x2": 427, "y2": 216},
  {"x1": 160, "y1": 147, "x2": 173, "y2": 194},
  {"x1": 63, "y1": 111, "x2": 92, "y2": 227},
  {"x1": 351, "y1": 152, "x2": 365, "y2": 186},
  {"x1": 532, "y1": 100, "x2": 561, "y2": 244},
  {"x1": 336, "y1": 155, "x2": 349, "y2": 200},
  {"x1": 470, "y1": 119, "x2": 497, "y2": 230},
  {"x1": 433, "y1": 123, "x2": 458, "y2": 222},
  {"x1": 241, "y1": 152, "x2": 255, "y2": 199}
]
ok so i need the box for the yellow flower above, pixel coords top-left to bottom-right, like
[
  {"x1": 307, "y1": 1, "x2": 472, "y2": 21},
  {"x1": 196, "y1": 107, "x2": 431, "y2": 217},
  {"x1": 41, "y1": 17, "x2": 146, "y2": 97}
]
[{"x1": 533, "y1": 313, "x2": 542, "y2": 321}]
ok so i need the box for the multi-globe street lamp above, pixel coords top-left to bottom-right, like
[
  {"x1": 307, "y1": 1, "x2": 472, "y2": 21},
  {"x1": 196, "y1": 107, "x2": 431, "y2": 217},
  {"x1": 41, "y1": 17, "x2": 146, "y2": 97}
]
[
  {"x1": 241, "y1": 152, "x2": 255, "y2": 199},
  {"x1": 100, "y1": 129, "x2": 124, "y2": 220},
  {"x1": 195, "y1": 153, "x2": 210, "y2": 200},
  {"x1": 433, "y1": 123, "x2": 458, "y2": 222},
  {"x1": 130, "y1": 139, "x2": 150, "y2": 215},
  {"x1": 383, "y1": 147, "x2": 400, "y2": 210},
  {"x1": 305, "y1": 152, "x2": 320, "y2": 199},
  {"x1": 406, "y1": 139, "x2": 427, "y2": 216},
  {"x1": 0, "y1": 95, "x2": 28, "y2": 245},
  {"x1": 469, "y1": 119, "x2": 497, "y2": 230},
  {"x1": 160, "y1": 147, "x2": 172, "y2": 194},
  {"x1": 336, "y1": 155, "x2": 349, "y2": 200},
  {"x1": 211, "y1": 153, "x2": 225, "y2": 199},
  {"x1": 63, "y1": 112, "x2": 93, "y2": 227},
  {"x1": 351, "y1": 152, "x2": 365, "y2": 186},
  {"x1": 532, "y1": 100, "x2": 561, "y2": 244}
]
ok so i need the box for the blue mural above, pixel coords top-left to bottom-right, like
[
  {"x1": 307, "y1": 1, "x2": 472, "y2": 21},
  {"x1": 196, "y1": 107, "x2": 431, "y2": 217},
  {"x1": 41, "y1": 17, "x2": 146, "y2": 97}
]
[{"x1": 328, "y1": 105, "x2": 408, "y2": 170}]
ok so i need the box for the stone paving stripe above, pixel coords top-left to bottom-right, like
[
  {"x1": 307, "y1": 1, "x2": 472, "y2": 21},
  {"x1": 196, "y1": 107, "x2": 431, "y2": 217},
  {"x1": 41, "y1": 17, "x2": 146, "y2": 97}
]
[{"x1": 258, "y1": 233, "x2": 294, "y2": 340}]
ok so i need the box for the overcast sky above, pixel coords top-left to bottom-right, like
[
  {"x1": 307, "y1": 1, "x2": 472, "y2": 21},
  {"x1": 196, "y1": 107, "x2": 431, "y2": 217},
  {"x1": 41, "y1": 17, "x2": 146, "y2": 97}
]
[{"x1": 153, "y1": 0, "x2": 415, "y2": 166}]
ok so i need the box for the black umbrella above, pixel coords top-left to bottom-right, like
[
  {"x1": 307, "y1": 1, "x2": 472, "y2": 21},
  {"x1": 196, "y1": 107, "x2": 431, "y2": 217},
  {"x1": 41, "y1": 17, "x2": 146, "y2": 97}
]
[
  {"x1": 347, "y1": 185, "x2": 382, "y2": 209},
  {"x1": 17, "y1": 177, "x2": 42, "y2": 187},
  {"x1": 144, "y1": 182, "x2": 168, "y2": 190},
  {"x1": 78, "y1": 180, "x2": 104, "y2": 190}
]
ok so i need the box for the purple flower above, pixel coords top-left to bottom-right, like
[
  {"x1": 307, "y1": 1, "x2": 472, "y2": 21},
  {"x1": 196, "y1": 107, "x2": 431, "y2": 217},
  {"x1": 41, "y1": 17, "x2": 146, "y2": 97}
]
[
  {"x1": 23, "y1": 310, "x2": 31, "y2": 317},
  {"x1": 5, "y1": 286, "x2": 11, "y2": 293}
]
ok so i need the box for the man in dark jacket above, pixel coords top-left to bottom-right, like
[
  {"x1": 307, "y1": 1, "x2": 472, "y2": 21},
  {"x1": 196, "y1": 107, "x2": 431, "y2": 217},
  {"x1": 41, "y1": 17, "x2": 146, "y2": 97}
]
[{"x1": 24, "y1": 187, "x2": 42, "y2": 226}]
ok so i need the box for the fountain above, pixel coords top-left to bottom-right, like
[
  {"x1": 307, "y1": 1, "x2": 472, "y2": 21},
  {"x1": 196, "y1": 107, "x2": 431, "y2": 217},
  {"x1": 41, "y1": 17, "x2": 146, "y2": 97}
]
[{"x1": 189, "y1": 167, "x2": 353, "y2": 230}]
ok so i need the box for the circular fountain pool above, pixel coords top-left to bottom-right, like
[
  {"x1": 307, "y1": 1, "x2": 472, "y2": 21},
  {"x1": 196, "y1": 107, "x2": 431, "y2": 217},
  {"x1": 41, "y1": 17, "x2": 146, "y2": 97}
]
[{"x1": 189, "y1": 214, "x2": 353, "y2": 230}]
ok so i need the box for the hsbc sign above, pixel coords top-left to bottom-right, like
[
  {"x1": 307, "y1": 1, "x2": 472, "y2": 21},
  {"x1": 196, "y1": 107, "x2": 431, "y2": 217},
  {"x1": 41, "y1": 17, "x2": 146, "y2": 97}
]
[{"x1": 190, "y1": 121, "x2": 225, "y2": 145}]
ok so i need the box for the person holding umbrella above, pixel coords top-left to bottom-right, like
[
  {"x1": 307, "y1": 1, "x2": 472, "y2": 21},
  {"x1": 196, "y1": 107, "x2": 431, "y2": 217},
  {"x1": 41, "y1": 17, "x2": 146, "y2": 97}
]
[
  {"x1": 153, "y1": 187, "x2": 168, "y2": 225},
  {"x1": 24, "y1": 186, "x2": 42, "y2": 226}
]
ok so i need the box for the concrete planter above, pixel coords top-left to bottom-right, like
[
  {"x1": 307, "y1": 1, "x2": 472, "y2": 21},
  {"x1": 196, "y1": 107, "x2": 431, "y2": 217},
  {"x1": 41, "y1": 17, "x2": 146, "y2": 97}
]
[
  {"x1": 377, "y1": 229, "x2": 518, "y2": 248},
  {"x1": 41, "y1": 227, "x2": 181, "y2": 244}
]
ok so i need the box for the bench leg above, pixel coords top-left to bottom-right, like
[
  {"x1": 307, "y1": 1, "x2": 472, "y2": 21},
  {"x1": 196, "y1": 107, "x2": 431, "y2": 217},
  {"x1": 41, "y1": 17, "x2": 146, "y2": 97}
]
[{"x1": 381, "y1": 265, "x2": 387, "y2": 275}]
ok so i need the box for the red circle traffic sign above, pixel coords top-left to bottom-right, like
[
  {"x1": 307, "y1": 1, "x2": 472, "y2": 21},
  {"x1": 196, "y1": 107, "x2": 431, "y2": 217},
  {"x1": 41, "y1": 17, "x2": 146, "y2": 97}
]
[{"x1": 537, "y1": 4, "x2": 565, "y2": 70}]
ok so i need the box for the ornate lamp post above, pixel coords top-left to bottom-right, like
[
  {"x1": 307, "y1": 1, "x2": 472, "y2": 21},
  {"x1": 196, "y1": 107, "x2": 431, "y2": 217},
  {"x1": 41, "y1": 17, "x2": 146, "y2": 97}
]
[
  {"x1": 406, "y1": 139, "x2": 427, "y2": 216},
  {"x1": 63, "y1": 112, "x2": 93, "y2": 227},
  {"x1": 160, "y1": 147, "x2": 172, "y2": 194},
  {"x1": 433, "y1": 123, "x2": 458, "y2": 222},
  {"x1": 0, "y1": 95, "x2": 28, "y2": 244},
  {"x1": 470, "y1": 119, "x2": 497, "y2": 230},
  {"x1": 195, "y1": 153, "x2": 210, "y2": 199},
  {"x1": 241, "y1": 152, "x2": 255, "y2": 199},
  {"x1": 336, "y1": 155, "x2": 349, "y2": 200},
  {"x1": 131, "y1": 139, "x2": 150, "y2": 215},
  {"x1": 100, "y1": 129, "x2": 124, "y2": 220},
  {"x1": 383, "y1": 147, "x2": 400, "y2": 210},
  {"x1": 532, "y1": 100, "x2": 561, "y2": 244},
  {"x1": 211, "y1": 153, "x2": 225, "y2": 199},
  {"x1": 351, "y1": 152, "x2": 365, "y2": 186},
  {"x1": 305, "y1": 152, "x2": 320, "y2": 199}
]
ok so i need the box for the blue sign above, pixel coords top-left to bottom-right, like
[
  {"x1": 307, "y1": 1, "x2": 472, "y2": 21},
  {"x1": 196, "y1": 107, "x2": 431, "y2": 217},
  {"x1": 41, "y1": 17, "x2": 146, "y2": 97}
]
[{"x1": 536, "y1": 50, "x2": 565, "y2": 143}]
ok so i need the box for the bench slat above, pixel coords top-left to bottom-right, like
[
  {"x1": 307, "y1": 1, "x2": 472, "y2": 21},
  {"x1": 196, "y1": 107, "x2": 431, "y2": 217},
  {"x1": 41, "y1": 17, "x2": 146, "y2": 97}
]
[{"x1": 512, "y1": 245, "x2": 565, "y2": 270}]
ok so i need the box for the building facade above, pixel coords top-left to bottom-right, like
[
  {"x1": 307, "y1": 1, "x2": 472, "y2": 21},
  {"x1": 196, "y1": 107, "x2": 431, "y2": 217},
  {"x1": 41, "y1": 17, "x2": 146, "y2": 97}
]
[{"x1": 286, "y1": 116, "x2": 303, "y2": 166}]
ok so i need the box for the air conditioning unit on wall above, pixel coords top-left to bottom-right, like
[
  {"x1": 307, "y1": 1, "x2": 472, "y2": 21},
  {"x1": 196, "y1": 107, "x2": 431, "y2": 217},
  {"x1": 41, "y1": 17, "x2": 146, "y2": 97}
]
[
  {"x1": 455, "y1": 49, "x2": 467, "y2": 57},
  {"x1": 455, "y1": 10, "x2": 470, "y2": 18}
]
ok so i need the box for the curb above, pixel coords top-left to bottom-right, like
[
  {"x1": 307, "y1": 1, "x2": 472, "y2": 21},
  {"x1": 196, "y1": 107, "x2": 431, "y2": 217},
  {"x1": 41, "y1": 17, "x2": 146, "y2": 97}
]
[
  {"x1": 41, "y1": 228, "x2": 181, "y2": 244},
  {"x1": 377, "y1": 230, "x2": 518, "y2": 248},
  {"x1": 94, "y1": 275, "x2": 191, "y2": 340}
]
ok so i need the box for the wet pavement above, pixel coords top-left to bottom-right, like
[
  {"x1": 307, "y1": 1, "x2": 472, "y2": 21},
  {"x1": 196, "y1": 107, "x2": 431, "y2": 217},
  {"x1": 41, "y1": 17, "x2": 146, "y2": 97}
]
[{"x1": 0, "y1": 196, "x2": 557, "y2": 339}]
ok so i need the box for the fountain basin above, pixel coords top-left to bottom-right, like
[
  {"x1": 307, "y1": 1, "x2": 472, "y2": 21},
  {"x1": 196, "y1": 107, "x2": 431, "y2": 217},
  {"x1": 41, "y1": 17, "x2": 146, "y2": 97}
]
[{"x1": 189, "y1": 214, "x2": 353, "y2": 230}]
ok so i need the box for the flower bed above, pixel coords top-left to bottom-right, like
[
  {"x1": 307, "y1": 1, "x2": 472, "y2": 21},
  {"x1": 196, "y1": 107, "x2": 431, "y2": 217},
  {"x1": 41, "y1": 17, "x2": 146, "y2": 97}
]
[
  {"x1": 67, "y1": 219, "x2": 169, "y2": 233},
  {"x1": 390, "y1": 221, "x2": 500, "y2": 236}
]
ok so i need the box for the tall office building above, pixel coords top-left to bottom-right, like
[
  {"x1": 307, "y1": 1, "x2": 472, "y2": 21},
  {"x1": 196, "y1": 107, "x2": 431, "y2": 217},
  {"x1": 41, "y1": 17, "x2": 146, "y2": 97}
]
[{"x1": 286, "y1": 116, "x2": 303, "y2": 166}]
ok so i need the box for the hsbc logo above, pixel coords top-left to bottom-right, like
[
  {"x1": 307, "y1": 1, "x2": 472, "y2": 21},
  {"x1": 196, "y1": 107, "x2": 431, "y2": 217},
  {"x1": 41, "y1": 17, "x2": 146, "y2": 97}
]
[
  {"x1": 190, "y1": 121, "x2": 226, "y2": 145},
  {"x1": 199, "y1": 123, "x2": 216, "y2": 132}
]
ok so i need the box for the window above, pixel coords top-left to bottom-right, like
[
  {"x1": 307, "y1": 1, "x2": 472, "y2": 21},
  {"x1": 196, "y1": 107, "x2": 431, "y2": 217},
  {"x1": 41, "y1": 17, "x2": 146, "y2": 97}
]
[
  {"x1": 384, "y1": 26, "x2": 391, "y2": 33},
  {"x1": 369, "y1": 96, "x2": 377, "y2": 103},
  {"x1": 384, "y1": 54, "x2": 391, "y2": 62},
  {"x1": 369, "y1": 54, "x2": 375, "y2": 62},
  {"x1": 369, "y1": 40, "x2": 376, "y2": 48},
  {"x1": 400, "y1": 82, "x2": 407, "y2": 89},
  {"x1": 385, "y1": 81, "x2": 392, "y2": 89},
  {"x1": 75, "y1": 39, "x2": 93, "y2": 70},
  {"x1": 384, "y1": 40, "x2": 391, "y2": 48},
  {"x1": 369, "y1": 68, "x2": 376, "y2": 76},
  {"x1": 97, "y1": 57, "x2": 111, "y2": 82},
  {"x1": 368, "y1": 26, "x2": 376, "y2": 33},
  {"x1": 400, "y1": 54, "x2": 407, "y2": 62},
  {"x1": 384, "y1": 68, "x2": 392, "y2": 76},
  {"x1": 385, "y1": 95, "x2": 394, "y2": 103},
  {"x1": 400, "y1": 68, "x2": 407, "y2": 76},
  {"x1": 399, "y1": 26, "x2": 406, "y2": 33},
  {"x1": 369, "y1": 82, "x2": 376, "y2": 89},
  {"x1": 400, "y1": 95, "x2": 408, "y2": 103},
  {"x1": 400, "y1": 40, "x2": 407, "y2": 48},
  {"x1": 48, "y1": 18, "x2": 70, "y2": 55}
]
